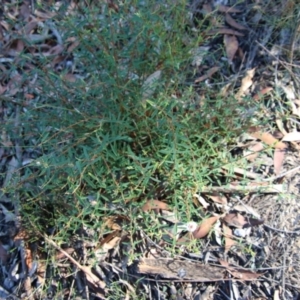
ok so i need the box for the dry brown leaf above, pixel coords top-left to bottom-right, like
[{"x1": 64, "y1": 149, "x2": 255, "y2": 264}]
[
  {"x1": 274, "y1": 148, "x2": 285, "y2": 175},
  {"x1": 219, "y1": 260, "x2": 262, "y2": 281},
  {"x1": 96, "y1": 235, "x2": 121, "y2": 261},
  {"x1": 23, "y1": 21, "x2": 38, "y2": 35},
  {"x1": 250, "y1": 131, "x2": 286, "y2": 149},
  {"x1": 107, "y1": 0, "x2": 120, "y2": 12},
  {"x1": 224, "y1": 35, "x2": 238, "y2": 63},
  {"x1": 67, "y1": 40, "x2": 80, "y2": 53},
  {"x1": 223, "y1": 224, "x2": 236, "y2": 250},
  {"x1": 282, "y1": 131, "x2": 300, "y2": 142},
  {"x1": 207, "y1": 28, "x2": 244, "y2": 36},
  {"x1": 142, "y1": 200, "x2": 170, "y2": 212},
  {"x1": 216, "y1": 5, "x2": 242, "y2": 13},
  {"x1": 219, "y1": 82, "x2": 232, "y2": 97},
  {"x1": 25, "y1": 93, "x2": 34, "y2": 100},
  {"x1": 194, "y1": 66, "x2": 219, "y2": 83},
  {"x1": 225, "y1": 13, "x2": 247, "y2": 30},
  {"x1": 253, "y1": 87, "x2": 273, "y2": 101},
  {"x1": 100, "y1": 230, "x2": 121, "y2": 246},
  {"x1": 236, "y1": 68, "x2": 255, "y2": 100},
  {"x1": 34, "y1": 10, "x2": 57, "y2": 19},
  {"x1": 206, "y1": 193, "x2": 227, "y2": 205},
  {"x1": 244, "y1": 141, "x2": 264, "y2": 161},
  {"x1": 19, "y1": 2, "x2": 31, "y2": 20},
  {"x1": 223, "y1": 213, "x2": 247, "y2": 228},
  {"x1": 231, "y1": 268, "x2": 263, "y2": 281},
  {"x1": 48, "y1": 45, "x2": 65, "y2": 56},
  {"x1": 192, "y1": 216, "x2": 219, "y2": 239},
  {"x1": 63, "y1": 73, "x2": 77, "y2": 82},
  {"x1": 14, "y1": 39, "x2": 25, "y2": 53}
]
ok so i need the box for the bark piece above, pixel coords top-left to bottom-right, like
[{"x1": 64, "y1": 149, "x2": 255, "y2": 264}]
[{"x1": 137, "y1": 258, "x2": 224, "y2": 281}]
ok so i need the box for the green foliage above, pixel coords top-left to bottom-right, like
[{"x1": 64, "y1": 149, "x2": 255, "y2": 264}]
[{"x1": 3, "y1": 1, "x2": 250, "y2": 244}]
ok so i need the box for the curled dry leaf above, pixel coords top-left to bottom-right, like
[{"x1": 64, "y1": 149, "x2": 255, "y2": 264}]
[
  {"x1": 236, "y1": 68, "x2": 255, "y2": 100},
  {"x1": 224, "y1": 34, "x2": 239, "y2": 63},
  {"x1": 192, "y1": 216, "x2": 219, "y2": 239},
  {"x1": 207, "y1": 28, "x2": 244, "y2": 36},
  {"x1": 194, "y1": 66, "x2": 219, "y2": 83},
  {"x1": 225, "y1": 13, "x2": 247, "y2": 30},
  {"x1": 216, "y1": 5, "x2": 242, "y2": 13},
  {"x1": 142, "y1": 200, "x2": 170, "y2": 212}
]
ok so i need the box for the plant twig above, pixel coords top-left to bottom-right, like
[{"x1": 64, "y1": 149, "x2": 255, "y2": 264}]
[
  {"x1": 201, "y1": 183, "x2": 283, "y2": 193},
  {"x1": 43, "y1": 235, "x2": 106, "y2": 291}
]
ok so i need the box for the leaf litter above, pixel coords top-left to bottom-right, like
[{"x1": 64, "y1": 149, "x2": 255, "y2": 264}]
[{"x1": 0, "y1": 0, "x2": 300, "y2": 299}]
